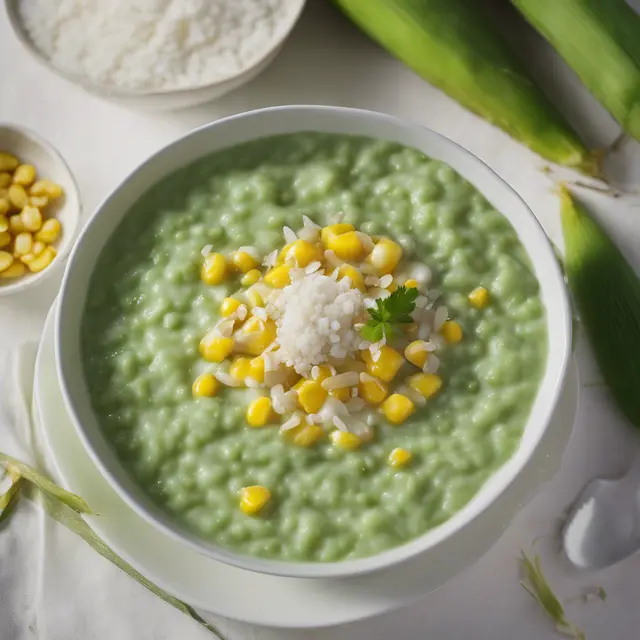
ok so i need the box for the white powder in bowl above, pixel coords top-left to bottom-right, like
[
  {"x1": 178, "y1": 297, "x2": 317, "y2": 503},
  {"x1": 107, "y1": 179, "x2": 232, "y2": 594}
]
[{"x1": 17, "y1": 0, "x2": 299, "y2": 92}]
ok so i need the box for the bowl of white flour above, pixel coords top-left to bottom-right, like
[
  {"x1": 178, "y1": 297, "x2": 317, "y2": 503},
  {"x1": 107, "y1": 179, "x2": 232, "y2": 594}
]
[{"x1": 5, "y1": 0, "x2": 307, "y2": 109}]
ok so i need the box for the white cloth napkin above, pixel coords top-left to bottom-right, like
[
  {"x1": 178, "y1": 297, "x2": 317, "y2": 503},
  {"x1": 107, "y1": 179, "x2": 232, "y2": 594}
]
[{"x1": 0, "y1": 345, "x2": 243, "y2": 640}]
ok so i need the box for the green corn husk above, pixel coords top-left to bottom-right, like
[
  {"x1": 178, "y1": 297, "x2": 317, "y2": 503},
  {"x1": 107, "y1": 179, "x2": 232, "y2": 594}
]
[
  {"x1": 520, "y1": 552, "x2": 585, "y2": 639},
  {"x1": 333, "y1": 0, "x2": 601, "y2": 176},
  {"x1": 513, "y1": 0, "x2": 640, "y2": 142},
  {"x1": 560, "y1": 186, "x2": 640, "y2": 428},
  {"x1": 0, "y1": 453, "x2": 226, "y2": 639},
  {"x1": 0, "y1": 452, "x2": 94, "y2": 514},
  {"x1": 0, "y1": 475, "x2": 22, "y2": 525}
]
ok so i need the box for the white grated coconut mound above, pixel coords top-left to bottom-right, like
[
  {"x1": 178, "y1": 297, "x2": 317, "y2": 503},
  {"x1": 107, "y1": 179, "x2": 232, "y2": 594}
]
[
  {"x1": 17, "y1": 0, "x2": 299, "y2": 91},
  {"x1": 269, "y1": 271, "x2": 364, "y2": 375}
]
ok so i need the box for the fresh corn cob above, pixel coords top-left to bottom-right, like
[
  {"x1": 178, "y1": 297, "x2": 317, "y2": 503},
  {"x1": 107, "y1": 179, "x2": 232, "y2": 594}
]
[
  {"x1": 560, "y1": 186, "x2": 640, "y2": 427},
  {"x1": 513, "y1": 0, "x2": 640, "y2": 142},
  {"x1": 334, "y1": 0, "x2": 599, "y2": 176}
]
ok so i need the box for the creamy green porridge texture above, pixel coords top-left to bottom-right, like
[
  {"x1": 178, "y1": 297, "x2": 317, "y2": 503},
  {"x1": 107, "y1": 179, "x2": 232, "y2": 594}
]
[{"x1": 82, "y1": 133, "x2": 547, "y2": 562}]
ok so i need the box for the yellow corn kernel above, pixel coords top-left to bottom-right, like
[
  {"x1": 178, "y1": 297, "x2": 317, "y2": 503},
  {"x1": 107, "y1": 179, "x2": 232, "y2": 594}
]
[
  {"x1": 0, "y1": 231, "x2": 10, "y2": 248},
  {"x1": 337, "y1": 264, "x2": 365, "y2": 291},
  {"x1": 0, "y1": 251, "x2": 14, "y2": 272},
  {"x1": 201, "y1": 253, "x2": 227, "y2": 285},
  {"x1": 241, "y1": 268, "x2": 261, "y2": 287},
  {"x1": 388, "y1": 448, "x2": 412, "y2": 468},
  {"x1": 468, "y1": 286, "x2": 489, "y2": 309},
  {"x1": 25, "y1": 246, "x2": 55, "y2": 273},
  {"x1": 199, "y1": 333, "x2": 234, "y2": 362},
  {"x1": 292, "y1": 377, "x2": 306, "y2": 392},
  {"x1": 34, "y1": 218, "x2": 60, "y2": 244},
  {"x1": 221, "y1": 297, "x2": 241, "y2": 317},
  {"x1": 312, "y1": 365, "x2": 333, "y2": 382},
  {"x1": 21, "y1": 206, "x2": 42, "y2": 232},
  {"x1": 329, "y1": 430, "x2": 362, "y2": 451},
  {"x1": 30, "y1": 179, "x2": 63, "y2": 199},
  {"x1": 296, "y1": 380, "x2": 328, "y2": 414},
  {"x1": 8, "y1": 184, "x2": 28, "y2": 210},
  {"x1": 0, "y1": 153, "x2": 19, "y2": 172},
  {"x1": 358, "y1": 377, "x2": 388, "y2": 405},
  {"x1": 9, "y1": 214, "x2": 25, "y2": 234},
  {"x1": 276, "y1": 242, "x2": 293, "y2": 264},
  {"x1": 281, "y1": 239, "x2": 323, "y2": 267},
  {"x1": 408, "y1": 373, "x2": 442, "y2": 399},
  {"x1": 13, "y1": 232, "x2": 33, "y2": 256},
  {"x1": 326, "y1": 230, "x2": 364, "y2": 262},
  {"x1": 192, "y1": 373, "x2": 219, "y2": 398},
  {"x1": 0, "y1": 199, "x2": 8, "y2": 216},
  {"x1": 241, "y1": 316, "x2": 261, "y2": 333},
  {"x1": 231, "y1": 250, "x2": 258, "y2": 273},
  {"x1": 286, "y1": 424, "x2": 325, "y2": 448},
  {"x1": 0, "y1": 173, "x2": 12, "y2": 188},
  {"x1": 404, "y1": 279, "x2": 418, "y2": 288},
  {"x1": 440, "y1": 320, "x2": 463, "y2": 344},
  {"x1": 368, "y1": 238, "x2": 403, "y2": 275},
  {"x1": 382, "y1": 394, "x2": 415, "y2": 424},
  {"x1": 264, "y1": 264, "x2": 291, "y2": 288},
  {"x1": 0, "y1": 260, "x2": 25, "y2": 278},
  {"x1": 239, "y1": 485, "x2": 271, "y2": 514},
  {"x1": 246, "y1": 397, "x2": 274, "y2": 427},
  {"x1": 12, "y1": 164, "x2": 36, "y2": 187},
  {"x1": 234, "y1": 317, "x2": 277, "y2": 356},
  {"x1": 329, "y1": 386, "x2": 352, "y2": 402},
  {"x1": 320, "y1": 223, "x2": 354, "y2": 246},
  {"x1": 404, "y1": 340, "x2": 429, "y2": 368},
  {"x1": 230, "y1": 357, "x2": 252, "y2": 382},
  {"x1": 29, "y1": 195, "x2": 48, "y2": 208},
  {"x1": 246, "y1": 289, "x2": 264, "y2": 308},
  {"x1": 361, "y1": 346, "x2": 404, "y2": 382},
  {"x1": 31, "y1": 241, "x2": 46, "y2": 256},
  {"x1": 0, "y1": 215, "x2": 7, "y2": 232},
  {"x1": 249, "y1": 356, "x2": 265, "y2": 383}
]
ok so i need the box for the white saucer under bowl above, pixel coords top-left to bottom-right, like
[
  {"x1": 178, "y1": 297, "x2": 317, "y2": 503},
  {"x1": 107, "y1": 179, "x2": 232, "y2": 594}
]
[{"x1": 34, "y1": 299, "x2": 579, "y2": 628}]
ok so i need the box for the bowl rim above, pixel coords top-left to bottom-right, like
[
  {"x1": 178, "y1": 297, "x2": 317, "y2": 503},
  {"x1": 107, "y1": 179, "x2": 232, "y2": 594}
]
[
  {"x1": 3, "y1": 0, "x2": 308, "y2": 98},
  {"x1": 0, "y1": 121, "x2": 81, "y2": 297},
  {"x1": 55, "y1": 105, "x2": 572, "y2": 579}
]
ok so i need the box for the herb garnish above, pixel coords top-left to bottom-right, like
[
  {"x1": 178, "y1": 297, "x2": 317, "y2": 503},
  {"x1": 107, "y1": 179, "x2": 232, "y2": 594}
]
[{"x1": 360, "y1": 285, "x2": 418, "y2": 342}]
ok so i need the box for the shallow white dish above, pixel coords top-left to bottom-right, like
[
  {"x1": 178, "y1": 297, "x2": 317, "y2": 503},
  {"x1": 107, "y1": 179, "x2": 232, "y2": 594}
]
[
  {"x1": 37, "y1": 299, "x2": 579, "y2": 628},
  {"x1": 0, "y1": 123, "x2": 81, "y2": 296},
  {"x1": 4, "y1": 0, "x2": 307, "y2": 110},
  {"x1": 55, "y1": 105, "x2": 572, "y2": 579}
]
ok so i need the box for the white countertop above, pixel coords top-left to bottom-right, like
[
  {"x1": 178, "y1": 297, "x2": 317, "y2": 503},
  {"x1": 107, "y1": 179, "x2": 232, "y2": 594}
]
[{"x1": 2, "y1": 1, "x2": 640, "y2": 638}]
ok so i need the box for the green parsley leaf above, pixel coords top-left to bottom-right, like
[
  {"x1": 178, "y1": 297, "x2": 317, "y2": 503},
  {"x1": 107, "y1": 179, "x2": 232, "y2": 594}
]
[
  {"x1": 360, "y1": 286, "x2": 418, "y2": 342},
  {"x1": 361, "y1": 320, "x2": 387, "y2": 343}
]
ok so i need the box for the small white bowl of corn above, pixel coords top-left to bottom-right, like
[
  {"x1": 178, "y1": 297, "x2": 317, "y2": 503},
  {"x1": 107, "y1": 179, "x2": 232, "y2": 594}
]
[{"x1": 0, "y1": 124, "x2": 81, "y2": 296}]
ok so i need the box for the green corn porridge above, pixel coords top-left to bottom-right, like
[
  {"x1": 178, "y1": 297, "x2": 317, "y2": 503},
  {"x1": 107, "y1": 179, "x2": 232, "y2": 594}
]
[{"x1": 82, "y1": 133, "x2": 547, "y2": 562}]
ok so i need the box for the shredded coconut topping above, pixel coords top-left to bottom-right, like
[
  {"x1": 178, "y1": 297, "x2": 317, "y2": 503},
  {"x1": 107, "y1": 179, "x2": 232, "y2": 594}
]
[{"x1": 269, "y1": 271, "x2": 364, "y2": 375}]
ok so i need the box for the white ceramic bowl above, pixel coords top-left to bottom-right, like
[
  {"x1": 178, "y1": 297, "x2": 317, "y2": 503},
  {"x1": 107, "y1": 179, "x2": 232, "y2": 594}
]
[
  {"x1": 4, "y1": 0, "x2": 307, "y2": 110},
  {"x1": 56, "y1": 106, "x2": 571, "y2": 579},
  {"x1": 0, "y1": 123, "x2": 80, "y2": 297}
]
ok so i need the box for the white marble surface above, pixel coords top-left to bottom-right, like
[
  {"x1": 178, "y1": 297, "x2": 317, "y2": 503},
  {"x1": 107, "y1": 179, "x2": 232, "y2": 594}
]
[{"x1": 1, "y1": 1, "x2": 640, "y2": 638}]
